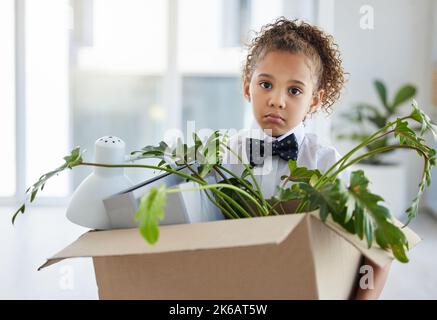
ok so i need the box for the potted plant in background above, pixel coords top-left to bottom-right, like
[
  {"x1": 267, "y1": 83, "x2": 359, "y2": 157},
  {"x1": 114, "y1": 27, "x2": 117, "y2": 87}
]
[
  {"x1": 12, "y1": 102, "x2": 436, "y2": 264},
  {"x1": 336, "y1": 79, "x2": 417, "y2": 220}
]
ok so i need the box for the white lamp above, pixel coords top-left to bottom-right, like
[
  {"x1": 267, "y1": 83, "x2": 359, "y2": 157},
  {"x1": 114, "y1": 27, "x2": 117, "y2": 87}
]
[{"x1": 66, "y1": 136, "x2": 134, "y2": 229}]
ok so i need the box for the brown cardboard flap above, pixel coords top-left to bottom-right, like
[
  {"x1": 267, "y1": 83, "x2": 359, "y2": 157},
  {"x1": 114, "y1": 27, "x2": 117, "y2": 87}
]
[
  {"x1": 309, "y1": 212, "x2": 421, "y2": 267},
  {"x1": 39, "y1": 210, "x2": 421, "y2": 271},
  {"x1": 306, "y1": 215, "x2": 363, "y2": 299},
  {"x1": 39, "y1": 213, "x2": 307, "y2": 270}
]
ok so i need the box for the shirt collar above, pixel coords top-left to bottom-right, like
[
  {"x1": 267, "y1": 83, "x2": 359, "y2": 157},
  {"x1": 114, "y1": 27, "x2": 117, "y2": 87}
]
[{"x1": 248, "y1": 120, "x2": 305, "y2": 147}]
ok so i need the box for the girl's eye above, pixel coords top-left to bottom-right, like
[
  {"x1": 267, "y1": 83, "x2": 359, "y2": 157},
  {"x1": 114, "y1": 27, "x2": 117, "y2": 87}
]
[
  {"x1": 259, "y1": 81, "x2": 272, "y2": 89},
  {"x1": 289, "y1": 87, "x2": 302, "y2": 96}
]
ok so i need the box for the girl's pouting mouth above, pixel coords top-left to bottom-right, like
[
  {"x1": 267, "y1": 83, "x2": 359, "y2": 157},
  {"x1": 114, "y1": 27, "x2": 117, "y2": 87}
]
[{"x1": 263, "y1": 112, "x2": 285, "y2": 125}]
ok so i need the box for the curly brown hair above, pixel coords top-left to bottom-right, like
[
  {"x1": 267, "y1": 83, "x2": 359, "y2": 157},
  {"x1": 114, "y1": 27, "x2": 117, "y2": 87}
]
[{"x1": 242, "y1": 17, "x2": 345, "y2": 113}]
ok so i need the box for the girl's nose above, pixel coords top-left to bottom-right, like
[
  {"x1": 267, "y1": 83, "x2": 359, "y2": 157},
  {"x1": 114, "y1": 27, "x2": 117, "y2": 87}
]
[{"x1": 268, "y1": 91, "x2": 286, "y2": 109}]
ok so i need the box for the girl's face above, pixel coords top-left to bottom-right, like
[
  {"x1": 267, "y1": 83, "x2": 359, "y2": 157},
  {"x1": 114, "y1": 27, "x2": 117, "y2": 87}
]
[{"x1": 243, "y1": 50, "x2": 324, "y2": 137}]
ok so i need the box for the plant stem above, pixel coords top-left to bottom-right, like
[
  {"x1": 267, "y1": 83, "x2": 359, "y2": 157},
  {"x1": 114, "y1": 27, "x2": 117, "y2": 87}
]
[
  {"x1": 201, "y1": 188, "x2": 237, "y2": 219},
  {"x1": 332, "y1": 144, "x2": 428, "y2": 180},
  {"x1": 215, "y1": 164, "x2": 279, "y2": 215},
  {"x1": 80, "y1": 162, "x2": 205, "y2": 185},
  {"x1": 294, "y1": 118, "x2": 417, "y2": 214},
  {"x1": 182, "y1": 161, "x2": 239, "y2": 219},
  {"x1": 81, "y1": 161, "x2": 256, "y2": 218},
  {"x1": 213, "y1": 166, "x2": 257, "y2": 217},
  {"x1": 178, "y1": 161, "x2": 254, "y2": 219},
  {"x1": 295, "y1": 143, "x2": 429, "y2": 214},
  {"x1": 166, "y1": 183, "x2": 269, "y2": 217},
  {"x1": 314, "y1": 116, "x2": 411, "y2": 189},
  {"x1": 211, "y1": 187, "x2": 251, "y2": 219},
  {"x1": 220, "y1": 141, "x2": 269, "y2": 209},
  {"x1": 215, "y1": 164, "x2": 262, "y2": 201}
]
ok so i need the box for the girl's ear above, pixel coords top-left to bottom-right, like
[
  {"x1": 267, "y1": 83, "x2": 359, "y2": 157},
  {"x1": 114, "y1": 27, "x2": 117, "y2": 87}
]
[
  {"x1": 243, "y1": 78, "x2": 251, "y2": 102},
  {"x1": 309, "y1": 89, "x2": 325, "y2": 113}
]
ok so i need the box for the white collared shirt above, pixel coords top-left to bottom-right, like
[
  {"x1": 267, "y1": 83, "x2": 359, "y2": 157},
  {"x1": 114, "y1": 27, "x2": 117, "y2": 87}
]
[{"x1": 219, "y1": 122, "x2": 349, "y2": 199}]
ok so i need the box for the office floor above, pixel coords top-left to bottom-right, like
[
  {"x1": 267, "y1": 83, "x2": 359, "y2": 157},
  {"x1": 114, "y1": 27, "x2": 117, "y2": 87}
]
[{"x1": 0, "y1": 205, "x2": 436, "y2": 299}]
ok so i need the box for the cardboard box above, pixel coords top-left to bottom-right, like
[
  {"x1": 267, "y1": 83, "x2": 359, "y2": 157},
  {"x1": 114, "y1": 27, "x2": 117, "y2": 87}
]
[{"x1": 38, "y1": 211, "x2": 420, "y2": 300}]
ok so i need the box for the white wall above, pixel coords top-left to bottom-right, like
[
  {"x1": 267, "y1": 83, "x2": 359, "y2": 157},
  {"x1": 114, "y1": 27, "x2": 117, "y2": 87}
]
[{"x1": 332, "y1": 0, "x2": 434, "y2": 203}]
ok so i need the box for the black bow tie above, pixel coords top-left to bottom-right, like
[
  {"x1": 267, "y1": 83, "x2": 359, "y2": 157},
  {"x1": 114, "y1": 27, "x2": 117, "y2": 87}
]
[{"x1": 246, "y1": 133, "x2": 299, "y2": 167}]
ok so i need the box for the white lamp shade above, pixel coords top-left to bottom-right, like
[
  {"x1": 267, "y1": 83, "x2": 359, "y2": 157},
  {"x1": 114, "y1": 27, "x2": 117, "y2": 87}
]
[
  {"x1": 66, "y1": 136, "x2": 134, "y2": 229},
  {"x1": 66, "y1": 173, "x2": 133, "y2": 229}
]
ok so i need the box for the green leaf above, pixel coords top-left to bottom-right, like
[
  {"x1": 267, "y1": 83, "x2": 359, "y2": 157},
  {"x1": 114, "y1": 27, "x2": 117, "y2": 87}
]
[
  {"x1": 191, "y1": 132, "x2": 204, "y2": 162},
  {"x1": 363, "y1": 213, "x2": 373, "y2": 248},
  {"x1": 298, "y1": 180, "x2": 347, "y2": 221},
  {"x1": 198, "y1": 163, "x2": 214, "y2": 178},
  {"x1": 11, "y1": 204, "x2": 25, "y2": 225},
  {"x1": 405, "y1": 185, "x2": 422, "y2": 224},
  {"x1": 288, "y1": 160, "x2": 297, "y2": 173},
  {"x1": 391, "y1": 85, "x2": 416, "y2": 111},
  {"x1": 374, "y1": 219, "x2": 409, "y2": 263},
  {"x1": 11, "y1": 147, "x2": 85, "y2": 224},
  {"x1": 391, "y1": 244, "x2": 409, "y2": 263},
  {"x1": 203, "y1": 131, "x2": 221, "y2": 156},
  {"x1": 344, "y1": 193, "x2": 356, "y2": 223},
  {"x1": 131, "y1": 138, "x2": 203, "y2": 165},
  {"x1": 63, "y1": 147, "x2": 84, "y2": 168},
  {"x1": 374, "y1": 80, "x2": 389, "y2": 112},
  {"x1": 394, "y1": 119, "x2": 421, "y2": 146},
  {"x1": 284, "y1": 160, "x2": 322, "y2": 184},
  {"x1": 135, "y1": 184, "x2": 167, "y2": 244},
  {"x1": 353, "y1": 206, "x2": 364, "y2": 239},
  {"x1": 348, "y1": 170, "x2": 390, "y2": 221},
  {"x1": 393, "y1": 102, "x2": 437, "y2": 224},
  {"x1": 309, "y1": 174, "x2": 319, "y2": 187},
  {"x1": 30, "y1": 189, "x2": 38, "y2": 203},
  {"x1": 174, "y1": 138, "x2": 189, "y2": 164},
  {"x1": 346, "y1": 170, "x2": 408, "y2": 252},
  {"x1": 184, "y1": 131, "x2": 223, "y2": 178},
  {"x1": 274, "y1": 184, "x2": 305, "y2": 202},
  {"x1": 410, "y1": 100, "x2": 437, "y2": 139}
]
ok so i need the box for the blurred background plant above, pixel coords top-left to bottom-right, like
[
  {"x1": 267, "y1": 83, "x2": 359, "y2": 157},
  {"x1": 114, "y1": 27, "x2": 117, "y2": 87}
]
[{"x1": 337, "y1": 80, "x2": 417, "y2": 164}]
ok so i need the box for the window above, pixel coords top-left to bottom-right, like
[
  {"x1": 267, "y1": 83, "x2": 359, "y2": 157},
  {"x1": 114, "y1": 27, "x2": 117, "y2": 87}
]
[
  {"x1": 25, "y1": 0, "x2": 70, "y2": 197},
  {"x1": 2, "y1": 0, "x2": 329, "y2": 204},
  {"x1": 182, "y1": 76, "x2": 246, "y2": 132},
  {"x1": 71, "y1": 0, "x2": 168, "y2": 186},
  {"x1": 0, "y1": 0, "x2": 15, "y2": 197},
  {"x1": 178, "y1": 0, "x2": 284, "y2": 135}
]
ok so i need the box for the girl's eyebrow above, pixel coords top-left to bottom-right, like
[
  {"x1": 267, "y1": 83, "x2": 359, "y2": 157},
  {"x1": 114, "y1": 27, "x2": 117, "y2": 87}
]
[{"x1": 257, "y1": 73, "x2": 306, "y2": 87}]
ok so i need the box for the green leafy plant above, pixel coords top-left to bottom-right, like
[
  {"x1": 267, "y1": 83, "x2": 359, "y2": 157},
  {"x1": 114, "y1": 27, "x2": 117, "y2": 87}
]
[
  {"x1": 337, "y1": 79, "x2": 417, "y2": 164},
  {"x1": 12, "y1": 130, "x2": 279, "y2": 229},
  {"x1": 12, "y1": 102, "x2": 436, "y2": 263}
]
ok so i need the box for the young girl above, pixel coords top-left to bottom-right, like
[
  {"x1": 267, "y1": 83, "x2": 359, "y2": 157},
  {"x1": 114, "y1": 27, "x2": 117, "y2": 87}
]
[
  {"x1": 223, "y1": 17, "x2": 349, "y2": 199},
  {"x1": 221, "y1": 17, "x2": 390, "y2": 300}
]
